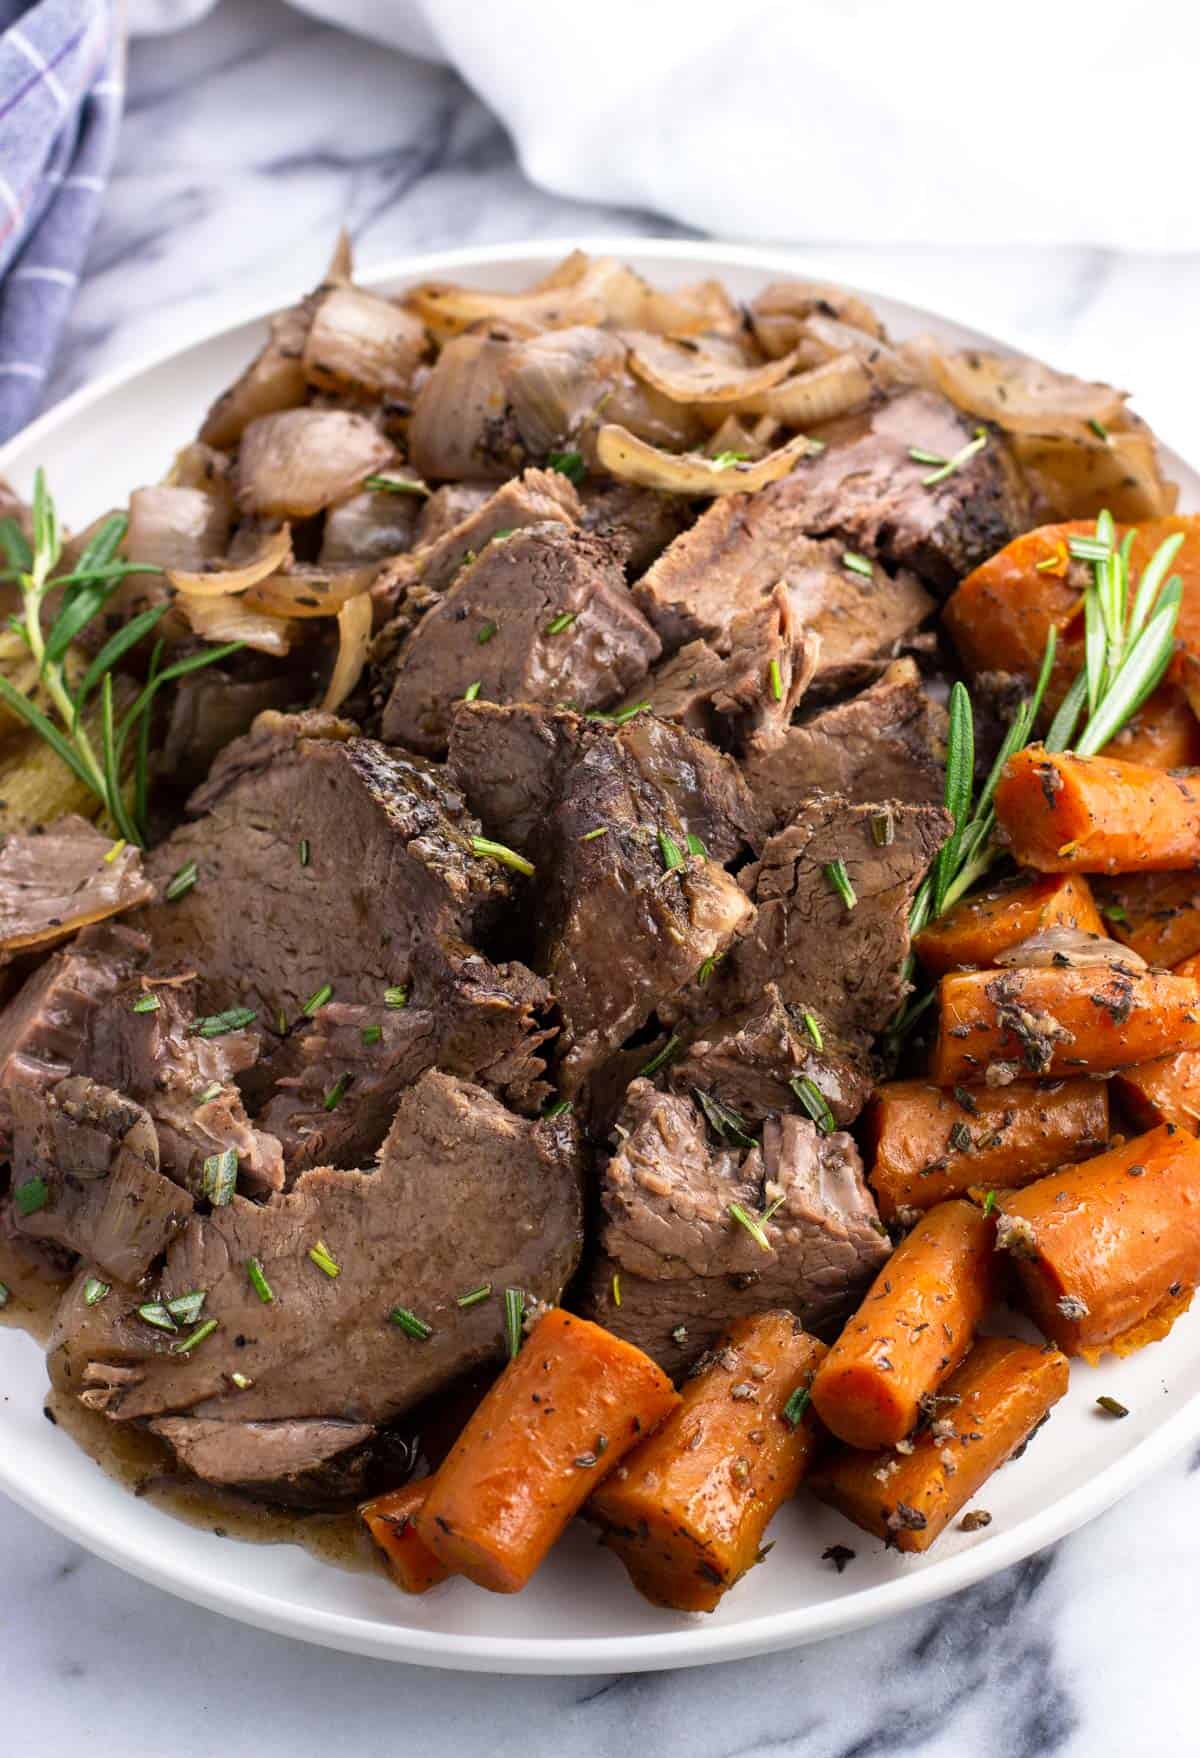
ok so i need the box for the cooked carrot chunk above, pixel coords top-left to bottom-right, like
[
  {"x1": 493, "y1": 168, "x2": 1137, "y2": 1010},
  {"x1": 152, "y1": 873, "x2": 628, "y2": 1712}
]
[
  {"x1": 997, "y1": 1123, "x2": 1200, "y2": 1356},
  {"x1": 914, "y1": 872, "x2": 1105, "y2": 977},
  {"x1": 360, "y1": 1481, "x2": 452, "y2": 1594},
  {"x1": 810, "y1": 1337, "x2": 1069, "y2": 1553},
  {"x1": 810, "y1": 1199, "x2": 994, "y2": 1451},
  {"x1": 866, "y1": 1077, "x2": 1109, "y2": 1220},
  {"x1": 995, "y1": 746, "x2": 1200, "y2": 875},
  {"x1": 413, "y1": 1308, "x2": 679, "y2": 1594},
  {"x1": 588, "y1": 1312, "x2": 825, "y2": 1613},
  {"x1": 930, "y1": 964, "x2": 1200, "y2": 1086},
  {"x1": 1114, "y1": 1053, "x2": 1200, "y2": 1134},
  {"x1": 1106, "y1": 683, "x2": 1200, "y2": 771},
  {"x1": 942, "y1": 522, "x2": 1091, "y2": 698},
  {"x1": 1093, "y1": 871, "x2": 1200, "y2": 966}
]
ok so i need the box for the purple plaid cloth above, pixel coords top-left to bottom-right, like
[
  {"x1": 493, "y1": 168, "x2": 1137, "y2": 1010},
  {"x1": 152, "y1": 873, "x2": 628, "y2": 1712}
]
[{"x1": 0, "y1": 0, "x2": 122, "y2": 442}]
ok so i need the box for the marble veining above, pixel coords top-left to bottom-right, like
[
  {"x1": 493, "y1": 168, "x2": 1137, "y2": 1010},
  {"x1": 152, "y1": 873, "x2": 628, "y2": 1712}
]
[{"x1": 4, "y1": 0, "x2": 1200, "y2": 1749}]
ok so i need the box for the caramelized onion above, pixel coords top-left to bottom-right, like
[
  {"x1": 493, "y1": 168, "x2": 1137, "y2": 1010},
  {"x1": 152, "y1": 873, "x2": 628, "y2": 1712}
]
[
  {"x1": 237, "y1": 410, "x2": 394, "y2": 518},
  {"x1": 244, "y1": 564, "x2": 376, "y2": 620},
  {"x1": 303, "y1": 285, "x2": 426, "y2": 400},
  {"x1": 176, "y1": 590, "x2": 297, "y2": 657},
  {"x1": 627, "y1": 332, "x2": 799, "y2": 405},
  {"x1": 595, "y1": 424, "x2": 813, "y2": 495},
  {"x1": 126, "y1": 484, "x2": 235, "y2": 574},
  {"x1": 1009, "y1": 424, "x2": 1178, "y2": 523},
  {"x1": 503, "y1": 326, "x2": 626, "y2": 455},
  {"x1": 910, "y1": 340, "x2": 1126, "y2": 439},
  {"x1": 736, "y1": 354, "x2": 875, "y2": 425},
  {"x1": 996, "y1": 925, "x2": 1145, "y2": 971},
  {"x1": 749, "y1": 280, "x2": 887, "y2": 358},
  {"x1": 405, "y1": 254, "x2": 626, "y2": 338},
  {"x1": 199, "y1": 307, "x2": 310, "y2": 451},
  {"x1": 167, "y1": 523, "x2": 293, "y2": 598},
  {"x1": 322, "y1": 589, "x2": 373, "y2": 710}
]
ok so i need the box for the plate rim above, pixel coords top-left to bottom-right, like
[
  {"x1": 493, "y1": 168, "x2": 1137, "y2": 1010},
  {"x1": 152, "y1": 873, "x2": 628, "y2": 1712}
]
[{"x1": 1, "y1": 234, "x2": 1197, "y2": 1673}]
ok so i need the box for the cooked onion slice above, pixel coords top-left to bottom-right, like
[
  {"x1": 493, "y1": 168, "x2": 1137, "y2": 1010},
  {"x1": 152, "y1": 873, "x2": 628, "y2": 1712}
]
[
  {"x1": 237, "y1": 410, "x2": 394, "y2": 519},
  {"x1": 244, "y1": 563, "x2": 376, "y2": 620},
  {"x1": 996, "y1": 925, "x2": 1146, "y2": 971},
  {"x1": 1009, "y1": 424, "x2": 1177, "y2": 522},
  {"x1": 176, "y1": 590, "x2": 297, "y2": 658},
  {"x1": 627, "y1": 332, "x2": 799, "y2": 405},
  {"x1": 736, "y1": 354, "x2": 875, "y2": 425},
  {"x1": 406, "y1": 255, "x2": 622, "y2": 338},
  {"x1": 322, "y1": 589, "x2": 373, "y2": 710},
  {"x1": 199, "y1": 307, "x2": 310, "y2": 451},
  {"x1": 749, "y1": 280, "x2": 888, "y2": 359},
  {"x1": 595, "y1": 425, "x2": 813, "y2": 495},
  {"x1": 167, "y1": 524, "x2": 293, "y2": 598},
  {"x1": 303, "y1": 285, "x2": 426, "y2": 400},
  {"x1": 911, "y1": 341, "x2": 1125, "y2": 439}
]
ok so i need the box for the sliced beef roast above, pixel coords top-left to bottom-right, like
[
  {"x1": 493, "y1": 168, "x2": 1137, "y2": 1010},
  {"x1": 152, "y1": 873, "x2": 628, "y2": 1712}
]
[
  {"x1": 0, "y1": 816, "x2": 152, "y2": 963},
  {"x1": 11, "y1": 1076, "x2": 193, "y2": 1283},
  {"x1": 742, "y1": 658, "x2": 947, "y2": 832},
  {"x1": 713, "y1": 796, "x2": 951, "y2": 1047},
  {"x1": 53, "y1": 1070, "x2": 583, "y2": 1429},
  {"x1": 582, "y1": 1081, "x2": 890, "y2": 1371},
  {"x1": 578, "y1": 480, "x2": 689, "y2": 575},
  {"x1": 138, "y1": 712, "x2": 514, "y2": 1026},
  {"x1": 82, "y1": 977, "x2": 284, "y2": 1193},
  {"x1": 0, "y1": 922, "x2": 148, "y2": 1150},
  {"x1": 379, "y1": 523, "x2": 660, "y2": 754},
  {"x1": 149, "y1": 1416, "x2": 376, "y2": 1498},
  {"x1": 161, "y1": 667, "x2": 299, "y2": 789}
]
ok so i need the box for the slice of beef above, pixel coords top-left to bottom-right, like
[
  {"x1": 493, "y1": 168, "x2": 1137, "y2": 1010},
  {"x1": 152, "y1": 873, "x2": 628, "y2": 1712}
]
[
  {"x1": 138, "y1": 713, "x2": 513, "y2": 1025},
  {"x1": 578, "y1": 481, "x2": 690, "y2": 576},
  {"x1": 633, "y1": 495, "x2": 932, "y2": 665},
  {"x1": 82, "y1": 977, "x2": 283, "y2": 1193},
  {"x1": 447, "y1": 700, "x2": 759, "y2": 867},
  {"x1": 11, "y1": 1076, "x2": 193, "y2": 1283},
  {"x1": 447, "y1": 704, "x2": 757, "y2": 1088},
  {"x1": 582, "y1": 1081, "x2": 889, "y2": 1371},
  {"x1": 379, "y1": 523, "x2": 661, "y2": 755},
  {"x1": 742, "y1": 658, "x2": 947, "y2": 832},
  {"x1": 149, "y1": 1415, "x2": 376, "y2": 1497},
  {"x1": 668, "y1": 983, "x2": 874, "y2": 1129},
  {"x1": 631, "y1": 586, "x2": 814, "y2": 757},
  {"x1": 0, "y1": 816, "x2": 152, "y2": 963},
  {"x1": 53, "y1": 1070, "x2": 582, "y2": 1426},
  {"x1": 714, "y1": 797, "x2": 951, "y2": 1047},
  {"x1": 161, "y1": 667, "x2": 298, "y2": 789},
  {"x1": 259, "y1": 938, "x2": 553, "y2": 1170},
  {"x1": 0, "y1": 922, "x2": 148, "y2": 1150},
  {"x1": 416, "y1": 482, "x2": 492, "y2": 546}
]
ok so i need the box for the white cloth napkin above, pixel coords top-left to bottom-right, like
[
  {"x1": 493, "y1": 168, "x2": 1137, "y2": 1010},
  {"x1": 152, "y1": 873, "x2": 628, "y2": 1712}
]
[{"x1": 130, "y1": 0, "x2": 1197, "y2": 249}]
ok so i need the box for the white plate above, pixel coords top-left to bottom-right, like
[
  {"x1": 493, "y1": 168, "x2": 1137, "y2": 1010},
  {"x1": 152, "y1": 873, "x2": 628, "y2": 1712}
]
[{"x1": 1, "y1": 240, "x2": 1197, "y2": 1675}]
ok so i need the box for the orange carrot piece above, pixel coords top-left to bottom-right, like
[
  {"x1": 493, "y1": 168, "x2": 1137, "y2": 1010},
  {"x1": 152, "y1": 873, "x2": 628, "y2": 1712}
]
[
  {"x1": 810, "y1": 1200, "x2": 994, "y2": 1450},
  {"x1": 942, "y1": 522, "x2": 1091, "y2": 700},
  {"x1": 360, "y1": 1481, "x2": 452, "y2": 1594},
  {"x1": 995, "y1": 746, "x2": 1200, "y2": 875},
  {"x1": 997, "y1": 1123, "x2": 1200, "y2": 1356},
  {"x1": 1113, "y1": 1053, "x2": 1200, "y2": 1135},
  {"x1": 930, "y1": 963, "x2": 1200, "y2": 1086},
  {"x1": 588, "y1": 1312, "x2": 825, "y2": 1613},
  {"x1": 1094, "y1": 871, "x2": 1200, "y2": 966},
  {"x1": 810, "y1": 1337, "x2": 1069, "y2": 1553},
  {"x1": 913, "y1": 872, "x2": 1105, "y2": 977},
  {"x1": 1105, "y1": 683, "x2": 1200, "y2": 771},
  {"x1": 866, "y1": 1077, "x2": 1109, "y2": 1220},
  {"x1": 413, "y1": 1308, "x2": 679, "y2": 1594}
]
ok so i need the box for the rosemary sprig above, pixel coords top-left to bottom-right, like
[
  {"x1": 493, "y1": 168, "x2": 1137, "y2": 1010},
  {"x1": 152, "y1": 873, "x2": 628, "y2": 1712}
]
[{"x1": 0, "y1": 472, "x2": 241, "y2": 845}]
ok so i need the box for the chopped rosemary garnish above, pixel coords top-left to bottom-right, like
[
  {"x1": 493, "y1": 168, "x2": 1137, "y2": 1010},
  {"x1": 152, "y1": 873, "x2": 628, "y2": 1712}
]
[
  {"x1": 658, "y1": 828, "x2": 685, "y2": 871},
  {"x1": 13, "y1": 1177, "x2": 47, "y2": 1216},
  {"x1": 463, "y1": 679, "x2": 482, "y2": 702},
  {"x1": 309, "y1": 1240, "x2": 340, "y2": 1277},
  {"x1": 0, "y1": 476, "x2": 240, "y2": 846},
  {"x1": 585, "y1": 699, "x2": 650, "y2": 725},
  {"x1": 469, "y1": 834, "x2": 535, "y2": 877},
  {"x1": 194, "y1": 1081, "x2": 222, "y2": 1105},
  {"x1": 323, "y1": 1074, "x2": 350, "y2": 1112},
  {"x1": 83, "y1": 1277, "x2": 110, "y2": 1307},
  {"x1": 543, "y1": 1097, "x2": 572, "y2": 1119},
  {"x1": 920, "y1": 427, "x2": 987, "y2": 486},
  {"x1": 390, "y1": 1306, "x2": 433, "y2": 1341},
  {"x1": 781, "y1": 1385, "x2": 811, "y2": 1428},
  {"x1": 612, "y1": 1273, "x2": 622, "y2": 1307},
  {"x1": 230, "y1": 1371, "x2": 253, "y2": 1391},
  {"x1": 299, "y1": 838, "x2": 310, "y2": 866},
  {"x1": 841, "y1": 551, "x2": 874, "y2": 578},
  {"x1": 302, "y1": 983, "x2": 333, "y2": 1016},
  {"x1": 686, "y1": 833, "x2": 707, "y2": 859},
  {"x1": 166, "y1": 1290, "x2": 207, "y2": 1325},
  {"x1": 1101, "y1": 904, "x2": 1128, "y2": 924},
  {"x1": 363, "y1": 472, "x2": 430, "y2": 496},
  {"x1": 247, "y1": 1257, "x2": 274, "y2": 1303},
  {"x1": 1088, "y1": 418, "x2": 1110, "y2": 442},
  {"x1": 697, "y1": 951, "x2": 724, "y2": 985},
  {"x1": 907, "y1": 445, "x2": 947, "y2": 467},
  {"x1": 580, "y1": 825, "x2": 608, "y2": 842},
  {"x1": 982, "y1": 1189, "x2": 997, "y2": 1216},
  {"x1": 137, "y1": 1300, "x2": 177, "y2": 1333},
  {"x1": 728, "y1": 1196, "x2": 784, "y2": 1253},
  {"x1": 767, "y1": 658, "x2": 784, "y2": 702},
  {"x1": 172, "y1": 1318, "x2": 218, "y2": 1355},
  {"x1": 871, "y1": 810, "x2": 894, "y2": 847},
  {"x1": 476, "y1": 620, "x2": 498, "y2": 645},
  {"x1": 130, "y1": 993, "x2": 161, "y2": 1014},
  {"x1": 361, "y1": 1023, "x2": 383, "y2": 1045},
  {"x1": 802, "y1": 1012, "x2": 824, "y2": 1050},
  {"x1": 694, "y1": 1087, "x2": 758, "y2": 1149},
  {"x1": 504, "y1": 1286, "x2": 525, "y2": 1359},
  {"x1": 0, "y1": 1282, "x2": 9, "y2": 1309},
  {"x1": 1096, "y1": 1394, "x2": 1129, "y2": 1419},
  {"x1": 638, "y1": 1034, "x2": 680, "y2": 1078},
  {"x1": 824, "y1": 858, "x2": 857, "y2": 911},
  {"x1": 193, "y1": 1006, "x2": 257, "y2": 1038},
  {"x1": 790, "y1": 1076, "x2": 836, "y2": 1134},
  {"x1": 384, "y1": 985, "x2": 408, "y2": 1009},
  {"x1": 546, "y1": 449, "x2": 585, "y2": 483},
  {"x1": 104, "y1": 838, "x2": 126, "y2": 864},
  {"x1": 165, "y1": 859, "x2": 198, "y2": 901},
  {"x1": 456, "y1": 1283, "x2": 492, "y2": 1308},
  {"x1": 710, "y1": 449, "x2": 749, "y2": 469},
  {"x1": 201, "y1": 1147, "x2": 238, "y2": 1207},
  {"x1": 545, "y1": 611, "x2": 577, "y2": 635}
]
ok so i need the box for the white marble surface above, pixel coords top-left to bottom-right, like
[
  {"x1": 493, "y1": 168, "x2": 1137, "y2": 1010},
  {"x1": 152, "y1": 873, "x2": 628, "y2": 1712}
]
[{"x1": 5, "y1": 0, "x2": 1200, "y2": 1748}]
